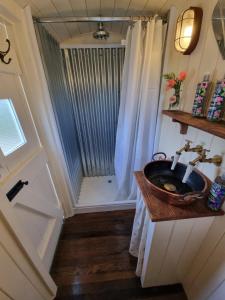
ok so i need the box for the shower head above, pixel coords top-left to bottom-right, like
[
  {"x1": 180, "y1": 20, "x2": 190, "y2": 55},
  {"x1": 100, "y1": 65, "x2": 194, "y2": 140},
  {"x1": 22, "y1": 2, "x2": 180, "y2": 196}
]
[{"x1": 93, "y1": 22, "x2": 109, "y2": 40}]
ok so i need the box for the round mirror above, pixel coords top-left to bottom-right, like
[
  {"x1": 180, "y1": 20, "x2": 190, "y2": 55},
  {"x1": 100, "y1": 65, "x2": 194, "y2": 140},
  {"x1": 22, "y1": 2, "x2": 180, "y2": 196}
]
[{"x1": 212, "y1": 0, "x2": 225, "y2": 59}]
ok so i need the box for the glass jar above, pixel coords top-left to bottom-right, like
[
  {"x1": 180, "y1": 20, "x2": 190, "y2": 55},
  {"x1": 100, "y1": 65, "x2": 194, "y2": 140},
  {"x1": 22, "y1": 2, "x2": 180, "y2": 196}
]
[{"x1": 169, "y1": 86, "x2": 182, "y2": 111}]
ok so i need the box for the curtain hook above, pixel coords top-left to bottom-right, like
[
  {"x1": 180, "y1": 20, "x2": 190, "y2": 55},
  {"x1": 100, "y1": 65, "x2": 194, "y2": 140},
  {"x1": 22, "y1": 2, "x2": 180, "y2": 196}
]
[{"x1": 129, "y1": 16, "x2": 135, "y2": 28}]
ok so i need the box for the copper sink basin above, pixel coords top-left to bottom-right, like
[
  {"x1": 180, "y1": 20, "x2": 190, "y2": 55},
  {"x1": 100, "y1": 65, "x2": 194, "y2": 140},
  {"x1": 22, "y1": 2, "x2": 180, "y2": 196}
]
[{"x1": 143, "y1": 160, "x2": 210, "y2": 206}]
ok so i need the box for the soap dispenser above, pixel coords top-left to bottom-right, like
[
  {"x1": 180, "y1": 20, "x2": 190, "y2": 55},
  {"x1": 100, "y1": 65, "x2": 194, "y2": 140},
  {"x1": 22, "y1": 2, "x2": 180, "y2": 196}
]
[{"x1": 208, "y1": 173, "x2": 225, "y2": 211}]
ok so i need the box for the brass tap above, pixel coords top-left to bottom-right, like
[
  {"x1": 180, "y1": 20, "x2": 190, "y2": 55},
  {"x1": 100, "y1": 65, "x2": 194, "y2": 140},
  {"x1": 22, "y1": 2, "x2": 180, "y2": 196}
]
[
  {"x1": 188, "y1": 144, "x2": 204, "y2": 153},
  {"x1": 176, "y1": 140, "x2": 192, "y2": 154},
  {"x1": 190, "y1": 149, "x2": 223, "y2": 166},
  {"x1": 176, "y1": 140, "x2": 203, "y2": 155}
]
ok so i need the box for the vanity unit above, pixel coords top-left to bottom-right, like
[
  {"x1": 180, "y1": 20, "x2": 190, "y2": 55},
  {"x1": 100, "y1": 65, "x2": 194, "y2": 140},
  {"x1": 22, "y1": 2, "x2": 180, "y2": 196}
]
[{"x1": 132, "y1": 171, "x2": 224, "y2": 289}]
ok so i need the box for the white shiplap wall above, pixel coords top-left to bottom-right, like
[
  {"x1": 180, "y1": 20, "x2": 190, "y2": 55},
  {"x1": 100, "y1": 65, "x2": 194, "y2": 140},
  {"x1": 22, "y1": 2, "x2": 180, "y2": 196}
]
[{"x1": 158, "y1": 1, "x2": 225, "y2": 299}]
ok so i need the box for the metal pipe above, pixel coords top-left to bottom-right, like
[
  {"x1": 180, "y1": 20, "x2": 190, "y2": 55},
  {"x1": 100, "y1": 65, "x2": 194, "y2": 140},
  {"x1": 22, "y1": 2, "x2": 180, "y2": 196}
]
[{"x1": 34, "y1": 16, "x2": 155, "y2": 24}]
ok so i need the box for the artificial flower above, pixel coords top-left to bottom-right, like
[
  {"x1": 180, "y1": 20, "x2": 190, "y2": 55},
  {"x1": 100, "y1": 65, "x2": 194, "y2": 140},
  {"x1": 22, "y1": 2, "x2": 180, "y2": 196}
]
[
  {"x1": 166, "y1": 79, "x2": 176, "y2": 90},
  {"x1": 178, "y1": 71, "x2": 187, "y2": 81},
  {"x1": 163, "y1": 71, "x2": 187, "y2": 108}
]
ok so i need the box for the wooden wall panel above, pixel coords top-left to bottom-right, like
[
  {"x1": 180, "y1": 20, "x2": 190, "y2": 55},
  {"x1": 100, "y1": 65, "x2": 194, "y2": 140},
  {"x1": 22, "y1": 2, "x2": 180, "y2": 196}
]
[{"x1": 159, "y1": 0, "x2": 225, "y2": 180}]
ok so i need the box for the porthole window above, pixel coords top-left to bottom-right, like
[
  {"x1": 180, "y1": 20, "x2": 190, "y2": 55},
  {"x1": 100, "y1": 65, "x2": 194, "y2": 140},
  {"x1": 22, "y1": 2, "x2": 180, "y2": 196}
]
[{"x1": 0, "y1": 99, "x2": 26, "y2": 156}]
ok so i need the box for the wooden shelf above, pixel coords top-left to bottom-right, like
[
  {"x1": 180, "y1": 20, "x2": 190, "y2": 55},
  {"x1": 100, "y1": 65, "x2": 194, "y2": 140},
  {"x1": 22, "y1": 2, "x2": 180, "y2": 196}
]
[
  {"x1": 163, "y1": 110, "x2": 225, "y2": 139},
  {"x1": 135, "y1": 171, "x2": 224, "y2": 222}
]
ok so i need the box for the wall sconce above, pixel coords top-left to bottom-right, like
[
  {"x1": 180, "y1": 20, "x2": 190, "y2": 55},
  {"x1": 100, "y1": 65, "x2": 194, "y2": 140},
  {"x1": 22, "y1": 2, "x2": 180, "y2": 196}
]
[{"x1": 175, "y1": 7, "x2": 203, "y2": 55}]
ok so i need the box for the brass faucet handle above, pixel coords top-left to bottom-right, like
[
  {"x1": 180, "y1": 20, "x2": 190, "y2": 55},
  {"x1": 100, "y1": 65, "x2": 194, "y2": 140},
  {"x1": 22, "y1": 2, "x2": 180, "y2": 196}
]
[
  {"x1": 185, "y1": 139, "x2": 192, "y2": 145},
  {"x1": 199, "y1": 148, "x2": 209, "y2": 159},
  {"x1": 212, "y1": 155, "x2": 223, "y2": 166},
  {"x1": 203, "y1": 149, "x2": 210, "y2": 154},
  {"x1": 183, "y1": 140, "x2": 192, "y2": 152},
  {"x1": 191, "y1": 144, "x2": 204, "y2": 153},
  {"x1": 177, "y1": 140, "x2": 192, "y2": 154}
]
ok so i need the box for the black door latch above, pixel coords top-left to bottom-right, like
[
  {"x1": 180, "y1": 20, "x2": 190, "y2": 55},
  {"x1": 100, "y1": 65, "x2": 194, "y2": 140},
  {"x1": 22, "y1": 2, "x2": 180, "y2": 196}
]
[{"x1": 6, "y1": 180, "x2": 29, "y2": 202}]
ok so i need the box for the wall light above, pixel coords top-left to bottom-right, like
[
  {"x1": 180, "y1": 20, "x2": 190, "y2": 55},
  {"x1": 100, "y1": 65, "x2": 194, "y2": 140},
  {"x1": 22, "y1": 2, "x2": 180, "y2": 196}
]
[{"x1": 175, "y1": 7, "x2": 203, "y2": 55}]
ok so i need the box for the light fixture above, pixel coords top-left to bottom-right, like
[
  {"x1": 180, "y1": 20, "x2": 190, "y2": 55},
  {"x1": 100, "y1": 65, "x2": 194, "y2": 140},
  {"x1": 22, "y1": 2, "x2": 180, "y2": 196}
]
[
  {"x1": 175, "y1": 7, "x2": 203, "y2": 55},
  {"x1": 93, "y1": 22, "x2": 109, "y2": 40}
]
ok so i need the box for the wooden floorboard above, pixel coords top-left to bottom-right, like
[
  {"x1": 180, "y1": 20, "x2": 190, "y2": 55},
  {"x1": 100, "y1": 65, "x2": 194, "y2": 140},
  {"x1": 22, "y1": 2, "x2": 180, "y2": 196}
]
[{"x1": 51, "y1": 210, "x2": 187, "y2": 299}]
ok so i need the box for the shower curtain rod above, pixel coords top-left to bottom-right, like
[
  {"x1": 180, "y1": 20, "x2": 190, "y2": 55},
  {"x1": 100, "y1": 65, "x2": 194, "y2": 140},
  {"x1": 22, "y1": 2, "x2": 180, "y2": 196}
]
[{"x1": 34, "y1": 16, "x2": 165, "y2": 24}]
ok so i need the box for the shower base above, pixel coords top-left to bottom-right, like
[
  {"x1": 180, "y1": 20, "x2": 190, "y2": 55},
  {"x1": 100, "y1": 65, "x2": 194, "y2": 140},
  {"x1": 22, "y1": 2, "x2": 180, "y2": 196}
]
[{"x1": 75, "y1": 176, "x2": 136, "y2": 213}]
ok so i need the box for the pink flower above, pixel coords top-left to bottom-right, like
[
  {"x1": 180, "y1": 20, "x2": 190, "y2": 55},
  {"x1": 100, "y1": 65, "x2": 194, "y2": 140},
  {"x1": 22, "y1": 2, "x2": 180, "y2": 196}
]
[
  {"x1": 169, "y1": 96, "x2": 177, "y2": 104},
  {"x1": 197, "y1": 96, "x2": 203, "y2": 103},
  {"x1": 216, "y1": 96, "x2": 223, "y2": 104},
  {"x1": 166, "y1": 79, "x2": 176, "y2": 90},
  {"x1": 214, "y1": 110, "x2": 221, "y2": 118},
  {"x1": 178, "y1": 71, "x2": 187, "y2": 81}
]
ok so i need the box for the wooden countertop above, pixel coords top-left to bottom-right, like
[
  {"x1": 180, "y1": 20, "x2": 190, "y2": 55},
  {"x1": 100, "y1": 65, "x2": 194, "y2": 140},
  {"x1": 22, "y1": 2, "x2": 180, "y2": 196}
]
[{"x1": 135, "y1": 171, "x2": 224, "y2": 222}]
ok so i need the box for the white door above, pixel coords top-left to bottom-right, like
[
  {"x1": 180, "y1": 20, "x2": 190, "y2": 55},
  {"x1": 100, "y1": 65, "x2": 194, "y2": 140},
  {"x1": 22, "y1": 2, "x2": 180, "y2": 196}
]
[
  {"x1": 0, "y1": 210, "x2": 57, "y2": 300},
  {"x1": 0, "y1": 19, "x2": 63, "y2": 269},
  {"x1": 0, "y1": 73, "x2": 63, "y2": 270},
  {"x1": 0, "y1": 4, "x2": 63, "y2": 279}
]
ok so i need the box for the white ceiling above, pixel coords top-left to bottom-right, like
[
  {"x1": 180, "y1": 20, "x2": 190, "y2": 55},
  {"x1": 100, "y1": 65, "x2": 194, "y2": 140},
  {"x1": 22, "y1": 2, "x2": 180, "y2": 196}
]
[{"x1": 15, "y1": 0, "x2": 170, "y2": 42}]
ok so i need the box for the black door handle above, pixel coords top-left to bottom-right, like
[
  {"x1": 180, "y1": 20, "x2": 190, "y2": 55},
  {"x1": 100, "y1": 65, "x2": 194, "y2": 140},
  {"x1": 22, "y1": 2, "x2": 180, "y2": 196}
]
[{"x1": 6, "y1": 180, "x2": 29, "y2": 202}]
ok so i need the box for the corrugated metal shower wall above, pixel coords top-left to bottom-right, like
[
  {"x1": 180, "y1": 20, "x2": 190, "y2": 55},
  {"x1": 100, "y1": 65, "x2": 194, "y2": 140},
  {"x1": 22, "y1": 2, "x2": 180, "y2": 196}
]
[
  {"x1": 62, "y1": 48, "x2": 125, "y2": 177},
  {"x1": 35, "y1": 24, "x2": 83, "y2": 203}
]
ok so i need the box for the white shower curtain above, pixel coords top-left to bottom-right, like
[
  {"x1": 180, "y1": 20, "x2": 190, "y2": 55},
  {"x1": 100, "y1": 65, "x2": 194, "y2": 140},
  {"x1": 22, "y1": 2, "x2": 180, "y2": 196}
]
[
  {"x1": 114, "y1": 18, "x2": 163, "y2": 201},
  {"x1": 129, "y1": 189, "x2": 152, "y2": 276}
]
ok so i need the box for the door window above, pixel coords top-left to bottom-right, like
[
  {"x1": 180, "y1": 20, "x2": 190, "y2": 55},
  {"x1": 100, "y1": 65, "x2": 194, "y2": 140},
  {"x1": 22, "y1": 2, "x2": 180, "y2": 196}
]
[{"x1": 0, "y1": 99, "x2": 26, "y2": 156}]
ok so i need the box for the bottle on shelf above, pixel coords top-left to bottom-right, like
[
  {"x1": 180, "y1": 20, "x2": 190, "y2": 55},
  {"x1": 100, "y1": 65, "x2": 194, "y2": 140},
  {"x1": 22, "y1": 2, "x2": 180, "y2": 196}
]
[
  {"x1": 208, "y1": 173, "x2": 225, "y2": 211},
  {"x1": 207, "y1": 77, "x2": 225, "y2": 122},
  {"x1": 192, "y1": 73, "x2": 211, "y2": 117}
]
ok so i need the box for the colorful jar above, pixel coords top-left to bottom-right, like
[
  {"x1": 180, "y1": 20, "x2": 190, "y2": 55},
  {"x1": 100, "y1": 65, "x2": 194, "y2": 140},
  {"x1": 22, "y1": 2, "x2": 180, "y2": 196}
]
[
  {"x1": 207, "y1": 174, "x2": 225, "y2": 211},
  {"x1": 192, "y1": 75, "x2": 211, "y2": 117},
  {"x1": 207, "y1": 79, "x2": 225, "y2": 121}
]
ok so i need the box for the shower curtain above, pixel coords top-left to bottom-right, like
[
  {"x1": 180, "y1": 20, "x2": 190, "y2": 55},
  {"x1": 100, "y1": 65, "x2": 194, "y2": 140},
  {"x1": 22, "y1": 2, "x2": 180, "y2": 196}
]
[
  {"x1": 114, "y1": 18, "x2": 163, "y2": 201},
  {"x1": 35, "y1": 24, "x2": 83, "y2": 204}
]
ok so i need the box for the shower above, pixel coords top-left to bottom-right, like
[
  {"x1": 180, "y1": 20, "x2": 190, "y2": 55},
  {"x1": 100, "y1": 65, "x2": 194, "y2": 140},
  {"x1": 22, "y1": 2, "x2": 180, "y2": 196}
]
[
  {"x1": 93, "y1": 22, "x2": 110, "y2": 40},
  {"x1": 35, "y1": 14, "x2": 165, "y2": 209},
  {"x1": 35, "y1": 21, "x2": 125, "y2": 207}
]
